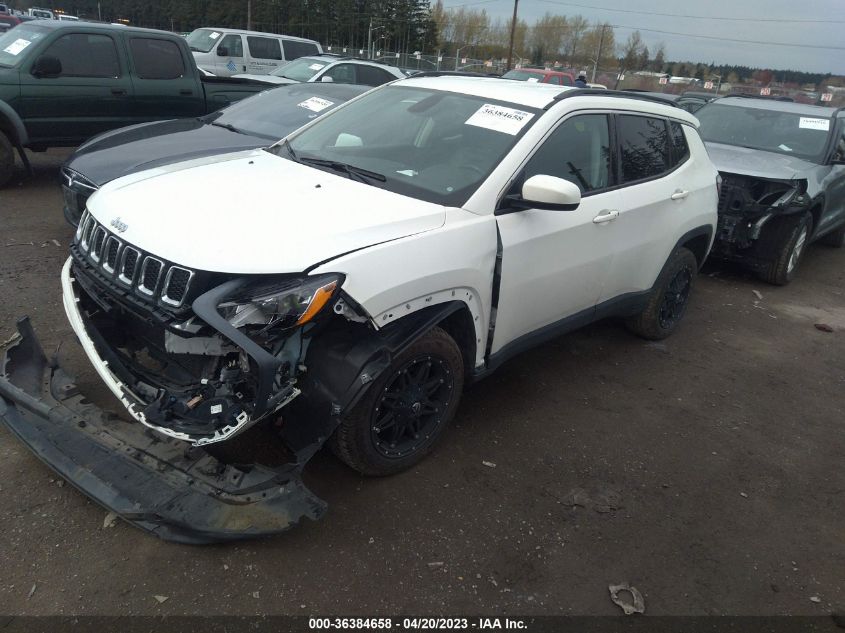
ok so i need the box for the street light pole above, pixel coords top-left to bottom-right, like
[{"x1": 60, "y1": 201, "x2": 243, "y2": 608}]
[
  {"x1": 591, "y1": 24, "x2": 606, "y2": 83},
  {"x1": 506, "y1": 0, "x2": 519, "y2": 72}
]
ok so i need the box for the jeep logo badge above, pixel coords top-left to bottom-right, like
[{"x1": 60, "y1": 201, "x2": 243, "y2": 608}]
[{"x1": 110, "y1": 217, "x2": 128, "y2": 233}]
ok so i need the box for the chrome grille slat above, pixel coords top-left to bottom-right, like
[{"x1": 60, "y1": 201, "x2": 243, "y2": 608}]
[{"x1": 75, "y1": 217, "x2": 194, "y2": 308}]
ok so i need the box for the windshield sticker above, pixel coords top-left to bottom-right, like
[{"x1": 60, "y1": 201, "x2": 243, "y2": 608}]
[
  {"x1": 465, "y1": 103, "x2": 535, "y2": 135},
  {"x1": 3, "y1": 39, "x2": 32, "y2": 56},
  {"x1": 298, "y1": 96, "x2": 334, "y2": 112},
  {"x1": 209, "y1": 32, "x2": 220, "y2": 39},
  {"x1": 778, "y1": 144, "x2": 793, "y2": 152},
  {"x1": 526, "y1": 77, "x2": 539, "y2": 83},
  {"x1": 308, "y1": 63, "x2": 326, "y2": 71},
  {"x1": 799, "y1": 117, "x2": 830, "y2": 131}
]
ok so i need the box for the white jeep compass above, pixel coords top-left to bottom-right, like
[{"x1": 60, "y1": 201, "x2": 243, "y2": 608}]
[{"x1": 0, "y1": 77, "x2": 718, "y2": 542}]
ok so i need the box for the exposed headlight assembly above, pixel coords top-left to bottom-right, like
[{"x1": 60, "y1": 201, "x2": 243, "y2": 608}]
[{"x1": 218, "y1": 274, "x2": 342, "y2": 329}]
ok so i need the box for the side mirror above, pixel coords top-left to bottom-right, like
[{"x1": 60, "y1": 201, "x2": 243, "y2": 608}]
[
  {"x1": 31, "y1": 55, "x2": 62, "y2": 78},
  {"x1": 320, "y1": 75, "x2": 334, "y2": 83},
  {"x1": 216, "y1": 46, "x2": 229, "y2": 57},
  {"x1": 520, "y1": 175, "x2": 581, "y2": 210}
]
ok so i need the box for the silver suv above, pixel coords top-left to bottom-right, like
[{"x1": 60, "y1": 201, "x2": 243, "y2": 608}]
[{"x1": 697, "y1": 96, "x2": 845, "y2": 284}]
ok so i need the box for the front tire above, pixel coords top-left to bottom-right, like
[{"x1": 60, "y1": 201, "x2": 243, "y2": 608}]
[
  {"x1": 0, "y1": 131, "x2": 14, "y2": 189},
  {"x1": 626, "y1": 247, "x2": 698, "y2": 341},
  {"x1": 330, "y1": 326, "x2": 464, "y2": 476},
  {"x1": 758, "y1": 212, "x2": 812, "y2": 285}
]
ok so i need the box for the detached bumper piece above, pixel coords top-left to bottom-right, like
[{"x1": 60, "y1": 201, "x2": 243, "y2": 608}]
[{"x1": 0, "y1": 318, "x2": 326, "y2": 544}]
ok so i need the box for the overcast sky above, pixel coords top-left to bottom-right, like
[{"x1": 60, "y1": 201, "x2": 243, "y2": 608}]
[{"x1": 442, "y1": 0, "x2": 845, "y2": 74}]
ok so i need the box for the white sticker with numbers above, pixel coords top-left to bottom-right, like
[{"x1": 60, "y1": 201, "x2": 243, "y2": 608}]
[
  {"x1": 799, "y1": 117, "x2": 830, "y2": 131},
  {"x1": 297, "y1": 96, "x2": 334, "y2": 112},
  {"x1": 465, "y1": 103, "x2": 534, "y2": 135},
  {"x1": 3, "y1": 39, "x2": 31, "y2": 56}
]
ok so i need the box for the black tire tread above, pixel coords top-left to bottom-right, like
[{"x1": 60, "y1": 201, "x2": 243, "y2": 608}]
[
  {"x1": 0, "y1": 131, "x2": 14, "y2": 189},
  {"x1": 330, "y1": 326, "x2": 464, "y2": 477},
  {"x1": 757, "y1": 212, "x2": 812, "y2": 286},
  {"x1": 626, "y1": 247, "x2": 698, "y2": 341}
]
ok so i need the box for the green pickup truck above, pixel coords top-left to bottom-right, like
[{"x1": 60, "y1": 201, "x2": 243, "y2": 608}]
[{"x1": 0, "y1": 21, "x2": 270, "y2": 187}]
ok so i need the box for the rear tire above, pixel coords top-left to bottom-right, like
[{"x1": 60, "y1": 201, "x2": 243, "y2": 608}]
[
  {"x1": 626, "y1": 247, "x2": 698, "y2": 341},
  {"x1": 820, "y1": 223, "x2": 845, "y2": 248},
  {"x1": 330, "y1": 326, "x2": 464, "y2": 476},
  {"x1": 757, "y1": 212, "x2": 812, "y2": 286},
  {"x1": 0, "y1": 131, "x2": 14, "y2": 189}
]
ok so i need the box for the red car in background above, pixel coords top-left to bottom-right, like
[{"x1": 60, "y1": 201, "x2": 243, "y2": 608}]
[
  {"x1": 502, "y1": 68, "x2": 575, "y2": 86},
  {"x1": 0, "y1": 13, "x2": 20, "y2": 33}
]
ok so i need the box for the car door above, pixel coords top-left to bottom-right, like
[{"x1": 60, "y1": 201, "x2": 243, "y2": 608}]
[
  {"x1": 215, "y1": 33, "x2": 245, "y2": 75},
  {"x1": 18, "y1": 30, "x2": 132, "y2": 144},
  {"x1": 491, "y1": 113, "x2": 624, "y2": 355},
  {"x1": 319, "y1": 63, "x2": 357, "y2": 84},
  {"x1": 595, "y1": 115, "x2": 695, "y2": 304},
  {"x1": 245, "y1": 35, "x2": 283, "y2": 75},
  {"x1": 126, "y1": 36, "x2": 204, "y2": 120},
  {"x1": 819, "y1": 119, "x2": 845, "y2": 231}
]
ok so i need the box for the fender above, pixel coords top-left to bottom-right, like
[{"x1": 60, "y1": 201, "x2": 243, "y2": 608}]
[
  {"x1": 286, "y1": 302, "x2": 463, "y2": 459},
  {"x1": 0, "y1": 99, "x2": 28, "y2": 147}
]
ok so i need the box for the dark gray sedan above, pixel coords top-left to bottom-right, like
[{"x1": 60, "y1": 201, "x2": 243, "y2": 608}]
[{"x1": 62, "y1": 82, "x2": 370, "y2": 226}]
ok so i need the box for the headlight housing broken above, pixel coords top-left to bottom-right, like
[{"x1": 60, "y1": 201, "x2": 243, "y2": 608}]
[{"x1": 218, "y1": 274, "x2": 343, "y2": 330}]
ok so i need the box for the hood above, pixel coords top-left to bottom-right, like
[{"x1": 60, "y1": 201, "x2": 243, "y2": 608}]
[
  {"x1": 66, "y1": 119, "x2": 267, "y2": 185},
  {"x1": 232, "y1": 73, "x2": 296, "y2": 85},
  {"x1": 87, "y1": 150, "x2": 446, "y2": 274},
  {"x1": 705, "y1": 142, "x2": 817, "y2": 180}
]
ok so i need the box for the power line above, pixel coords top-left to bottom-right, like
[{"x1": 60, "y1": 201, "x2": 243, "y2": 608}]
[
  {"x1": 604, "y1": 24, "x2": 845, "y2": 50},
  {"x1": 535, "y1": 0, "x2": 845, "y2": 24}
]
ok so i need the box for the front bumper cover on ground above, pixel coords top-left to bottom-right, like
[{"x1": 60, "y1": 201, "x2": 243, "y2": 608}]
[{"x1": 0, "y1": 318, "x2": 326, "y2": 544}]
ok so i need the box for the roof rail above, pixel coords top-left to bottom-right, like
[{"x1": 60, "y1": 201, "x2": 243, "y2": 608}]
[
  {"x1": 546, "y1": 88, "x2": 681, "y2": 109},
  {"x1": 410, "y1": 70, "x2": 500, "y2": 78},
  {"x1": 721, "y1": 93, "x2": 794, "y2": 102}
]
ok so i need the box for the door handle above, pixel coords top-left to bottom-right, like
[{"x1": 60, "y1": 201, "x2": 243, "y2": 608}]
[
  {"x1": 593, "y1": 210, "x2": 619, "y2": 224},
  {"x1": 110, "y1": 88, "x2": 126, "y2": 95},
  {"x1": 179, "y1": 89, "x2": 193, "y2": 95},
  {"x1": 670, "y1": 189, "x2": 689, "y2": 200}
]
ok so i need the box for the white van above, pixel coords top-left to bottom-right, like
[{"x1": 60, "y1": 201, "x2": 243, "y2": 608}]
[{"x1": 186, "y1": 27, "x2": 322, "y2": 77}]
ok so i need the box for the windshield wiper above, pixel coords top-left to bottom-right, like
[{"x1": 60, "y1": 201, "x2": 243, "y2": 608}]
[
  {"x1": 282, "y1": 138, "x2": 298, "y2": 161},
  {"x1": 299, "y1": 157, "x2": 387, "y2": 184},
  {"x1": 210, "y1": 121, "x2": 244, "y2": 135}
]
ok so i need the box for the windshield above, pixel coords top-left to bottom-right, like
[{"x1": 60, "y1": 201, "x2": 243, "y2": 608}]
[
  {"x1": 271, "y1": 85, "x2": 541, "y2": 206},
  {"x1": 697, "y1": 102, "x2": 831, "y2": 161},
  {"x1": 215, "y1": 84, "x2": 364, "y2": 140},
  {"x1": 0, "y1": 24, "x2": 48, "y2": 67},
  {"x1": 186, "y1": 28, "x2": 223, "y2": 53},
  {"x1": 272, "y1": 57, "x2": 328, "y2": 81},
  {"x1": 503, "y1": 70, "x2": 545, "y2": 82}
]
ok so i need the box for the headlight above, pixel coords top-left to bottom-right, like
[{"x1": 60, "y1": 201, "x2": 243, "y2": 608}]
[{"x1": 218, "y1": 274, "x2": 342, "y2": 329}]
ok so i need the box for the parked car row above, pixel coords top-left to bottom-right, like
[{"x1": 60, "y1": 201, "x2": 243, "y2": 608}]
[{"x1": 0, "y1": 66, "x2": 842, "y2": 544}]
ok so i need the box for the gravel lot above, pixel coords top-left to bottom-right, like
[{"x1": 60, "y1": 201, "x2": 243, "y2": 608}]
[{"x1": 0, "y1": 150, "x2": 843, "y2": 618}]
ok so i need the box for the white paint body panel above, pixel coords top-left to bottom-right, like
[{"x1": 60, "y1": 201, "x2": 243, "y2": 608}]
[{"x1": 87, "y1": 149, "x2": 446, "y2": 274}]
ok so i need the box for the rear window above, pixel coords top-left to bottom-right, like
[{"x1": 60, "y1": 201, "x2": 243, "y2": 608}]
[
  {"x1": 130, "y1": 38, "x2": 185, "y2": 80},
  {"x1": 617, "y1": 115, "x2": 670, "y2": 183},
  {"x1": 247, "y1": 36, "x2": 282, "y2": 60},
  {"x1": 283, "y1": 39, "x2": 319, "y2": 61},
  {"x1": 503, "y1": 70, "x2": 545, "y2": 83}
]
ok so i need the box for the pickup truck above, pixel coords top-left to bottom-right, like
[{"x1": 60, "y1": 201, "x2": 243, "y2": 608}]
[{"x1": 0, "y1": 20, "x2": 270, "y2": 187}]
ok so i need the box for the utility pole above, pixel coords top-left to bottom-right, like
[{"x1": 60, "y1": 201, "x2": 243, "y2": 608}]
[
  {"x1": 592, "y1": 24, "x2": 606, "y2": 83},
  {"x1": 247, "y1": 0, "x2": 252, "y2": 31},
  {"x1": 506, "y1": 0, "x2": 519, "y2": 72}
]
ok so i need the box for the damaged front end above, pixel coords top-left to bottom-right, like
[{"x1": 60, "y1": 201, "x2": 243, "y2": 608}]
[
  {"x1": 712, "y1": 173, "x2": 811, "y2": 266},
  {"x1": 0, "y1": 211, "x2": 397, "y2": 542}
]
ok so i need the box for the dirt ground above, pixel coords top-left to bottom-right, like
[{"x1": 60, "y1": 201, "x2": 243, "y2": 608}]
[{"x1": 0, "y1": 150, "x2": 843, "y2": 618}]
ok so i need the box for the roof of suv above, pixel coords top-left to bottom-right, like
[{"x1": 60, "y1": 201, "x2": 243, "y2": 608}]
[
  {"x1": 397, "y1": 76, "x2": 700, "y2": 123},
  {"x1": 714, "y1": 96, "x2": 839, "y2": 118}
]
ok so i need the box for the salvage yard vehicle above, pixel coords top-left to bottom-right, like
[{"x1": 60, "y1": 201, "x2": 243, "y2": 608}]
[
  {"x1": 697, "y1": 96, "x2": 845, "y2": 284},
  {"x1": 187, "y1": 28, "x2": 321, "y2": 77},
  {"x1": 232, "y1": 55, "x2": 406, "y2": 87},
  {"x1": 0, "y1": 21, "x2": 272, "y2": 187},
  {"x1": 61, "y1": 82, "x2": 370, "y2": 226},
  {"x1": 0, "y1": 80, "x2": 717, "y2": 542},
  {"x1": 502, "y1": 67, "x2": 575, "y2": 86}
]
